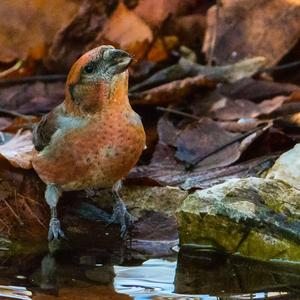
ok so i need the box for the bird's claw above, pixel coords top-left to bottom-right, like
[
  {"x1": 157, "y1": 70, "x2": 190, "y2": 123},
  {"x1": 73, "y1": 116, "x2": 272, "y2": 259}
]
[
  {"x1": 48, "y1": 217, "x2": 65, "y2": 241},
  {"x1": 108, "y1": 200, "x2": 134, "y2": 239}
]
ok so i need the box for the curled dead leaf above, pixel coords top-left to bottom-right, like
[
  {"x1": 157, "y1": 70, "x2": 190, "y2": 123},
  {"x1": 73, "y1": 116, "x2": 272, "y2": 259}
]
[
  {"x1": 0, "y1": 130, "x2": 34, "y2": 169},
  {"x1": 94, "y1": 2, "x2": 153, "y2": 60},
  {"x1": 131, "y1": 75, "x2": 214, "y2": 105},
  {"x1": 210, "y1": 96, "x2": 291, "y2": 121},
  {"x1": 0, "y1": 0, "x2": 78, "y2": 64},
  {"x1": 203, "y1": 0, "x2": 300, "y2": 66},
  {"x1": 218, "y1": 78, "x2": 300, "y2": 101}
]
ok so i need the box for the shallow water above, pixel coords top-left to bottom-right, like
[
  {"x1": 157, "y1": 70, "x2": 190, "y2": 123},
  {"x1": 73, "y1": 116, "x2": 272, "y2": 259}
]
[{"x1": 1, "y1": 245, "x2": 300, "y2": 300}]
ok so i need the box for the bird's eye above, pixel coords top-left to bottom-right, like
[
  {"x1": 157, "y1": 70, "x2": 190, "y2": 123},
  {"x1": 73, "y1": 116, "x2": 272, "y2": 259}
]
[{"x1": 84, "y1": 64, "x2": 94, "y2": 74}]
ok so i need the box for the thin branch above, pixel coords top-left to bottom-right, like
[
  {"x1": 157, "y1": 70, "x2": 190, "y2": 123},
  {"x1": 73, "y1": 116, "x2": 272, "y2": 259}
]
[
  {"x1": 0, "y1": 74, "x2": 66, "y2": 86},
  {"x1": 0, "y1": 108, "x2": 33, "y2": 119},
  {"x1": 188, "y1": 124, "x2": 270, "y2": 169},
  {"x1": 2, "y1": 199, "x2": 24, "y2": 226},
  {"x1": 19, "y1": 194, "x2": 47, "y2": 229},
  {"x1": 0, "y1": 60, "x2": 23, "y2": 79},
  {"x1": 259, "y1": 60, "x2": 300, "y2": 73},
  {"x1": 157, "y1": 106, "x2": 200, "y2": 120}
]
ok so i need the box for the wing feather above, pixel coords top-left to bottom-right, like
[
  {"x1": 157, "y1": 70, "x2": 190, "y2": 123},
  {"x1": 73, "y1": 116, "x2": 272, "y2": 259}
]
[{"x1": 33, "y1": 104, "x2": 64, "y2": 151}]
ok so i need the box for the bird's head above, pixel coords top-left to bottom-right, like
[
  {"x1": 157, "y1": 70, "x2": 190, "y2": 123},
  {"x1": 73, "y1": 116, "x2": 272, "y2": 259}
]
[{"x1": 65, "y1": 45, "x2": 133, "y2": 115}]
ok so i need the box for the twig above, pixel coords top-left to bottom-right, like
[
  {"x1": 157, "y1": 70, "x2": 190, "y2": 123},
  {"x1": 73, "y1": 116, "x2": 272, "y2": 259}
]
[
  {"x1": 0, "y1": 74, "x2": 66, "y2": 86},
  {"x1": 157, "y1": 106, "x2": 200, "y2": 120},
  {"x1": 19, "y1": 194, "x2": 47, "y2": 229},
  {"x1": 207, "y1": 0, "x2": 221, "y2": 66},
  {"x1": 0, "y1": 60, "x2": 23, "y2": 79},
  {"x1": 188, "y1": 124, "x2": 269, "y2": 169},
  {"x1": 259, "y1": 60, "x2": 300, "y2": 73},
  {"x1": 2, "y1": 199, "x2": 24, "y2": 226},
  {"x1": 157, "y1": 106, "x2": 270, "y2": 170},
  {"x1": 0, "y1": 108, "x2": 33, "y2": 119}
]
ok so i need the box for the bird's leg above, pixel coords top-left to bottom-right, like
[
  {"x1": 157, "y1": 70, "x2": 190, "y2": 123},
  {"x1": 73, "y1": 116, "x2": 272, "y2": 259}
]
[
  {"x1": 45, "y1": 184, "x2": 65, "y2": 241},
  {"x1": 109, "y1": 180, "x2": 134, "y2": 238}
]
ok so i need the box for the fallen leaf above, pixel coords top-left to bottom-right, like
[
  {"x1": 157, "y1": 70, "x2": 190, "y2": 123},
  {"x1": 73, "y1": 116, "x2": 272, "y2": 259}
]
[
  {"x1": 129, "y1": 151, "x2": 278, "y2": 189},
  {"x1": 134, "y1": 0, "x2": 199, "y2": 28},
  {"x1": 45, "y1": 0, "x2": 114, "y2": 72},
  {"x1": 0, "y1": 81, "x2": 64, "y2": 114},
  {"x1": 241, "y1": 128, "x2": 295, "y2": 160},
  {"x1": 131, "y1": 74, "x2": 214, "y2": 105},
  {"x1": 219, "y1": 119, "x2": 267, "y2": 133},
  {"x1": 171, "y1": 14, "x2": 206, "y2": 51},
  {"x1": 175, "y1": 118, "x2": 269, "y2": 169},
  {"x1": 130, "y1": 57, "x2": 265, "y2": 105},
  {"x1": 203, "y1": 0, "x2": 300, "y2": 66},
  {"x1": 128, "y1": 117, "x2": 269, "y2": 186},
  {"x1": 0, "y1": 0, "x2": 78, "y2": 64},
  {"x1": 210, "y1": 96, "x2": 290, "y2": 121},
  {"x1": 218, "y1": 78, "x2": 300, "y2": 102},
  {"x1": 180, "y1": 155, "x2": 278, "y2": 190},
  {"x1": 0, "y1": 131, "x2": 34, "y2": 169},
  {"x1": 93, "y1": 2, "x2": 153, "y2": 61},
  {"x1": 3, "y1": 116, "x2": 40, "y2": 133},
  {"x1": 0, "y1": 118, "x2": 13, "y2": 131}
]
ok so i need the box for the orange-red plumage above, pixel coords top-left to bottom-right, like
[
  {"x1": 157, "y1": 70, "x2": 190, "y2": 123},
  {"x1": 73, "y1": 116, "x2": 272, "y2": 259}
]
[{"x1": 32, "y1": 45, "x2": 145, "y2": 240}]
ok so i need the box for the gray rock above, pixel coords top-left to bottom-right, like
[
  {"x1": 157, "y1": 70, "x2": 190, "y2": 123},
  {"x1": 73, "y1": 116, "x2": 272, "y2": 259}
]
[{"x1": 177, "y1": 177, "x2": 300, "y2": 261}]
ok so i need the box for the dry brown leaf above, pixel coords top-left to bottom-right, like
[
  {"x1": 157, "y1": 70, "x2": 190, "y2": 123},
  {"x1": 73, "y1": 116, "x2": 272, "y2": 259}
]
[
  {"x1": 0, "y1": 131, "x2": 34, "y2": 169},
  {"x1": 171, "y1": 14, "x2": 206, "y2": 51},
  {"x1": 219, "y1": 120, "x2": 267, "y2": 133},
  {"x1": 210, "y1": 96, "x2": 290, "y2": 121},
  {"x1": 218, "y1": 78, "x2": 300, "y2": 101},
  {"x1": 203, "y1": 0, "x2": 300, "y2": 66},
  {"x1": 134, "y1": 0, "x2": 182, "y2": 28},
  {"x1": 134, "y1": 0, "x2": 201, "y2": 28},
  {"x1": 131, "y1": 75, "x2": 214, "y2": 105},
  {"x1": 129, "y1": 148, "x2": 278, "y2": 189},
  {"x1": 3, "y1": 116, "x2": 40, "y2": 133},
  {"x1": 175, "y1": 118, "x2": 241, "y2": 166},
  {"x1": 0, "y1": 0, "x2": 78, "y2": 64},
  {"x1": 0, "y1": 118, "x2": 13, "y2": 131},
  {"x1": 45, "y1": 0, "x2": 114, "y2": 72},
  {"x1": 129, "y1": 117, "x2": 268, "y2": 187},
  {"x1": 130, "y1": 57, "x2": 265, "y2": 105},
  {"x1": 95, "y1": 2, "x2": 153, "y2": 60},
  {"x1": 0, "y1": 81, "x2": 64, "y2": 114}
]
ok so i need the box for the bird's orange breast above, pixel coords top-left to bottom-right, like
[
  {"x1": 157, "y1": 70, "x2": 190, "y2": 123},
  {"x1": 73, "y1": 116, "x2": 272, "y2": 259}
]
[{"x1": 32, "y1": 106, "x2": 146, "y2": 191}]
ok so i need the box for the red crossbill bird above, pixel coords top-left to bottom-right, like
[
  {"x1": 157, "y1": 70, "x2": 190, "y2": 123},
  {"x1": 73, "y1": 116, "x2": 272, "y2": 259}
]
[{"x1": 32, "y1": 45, "x2": 146, "y2": 240}]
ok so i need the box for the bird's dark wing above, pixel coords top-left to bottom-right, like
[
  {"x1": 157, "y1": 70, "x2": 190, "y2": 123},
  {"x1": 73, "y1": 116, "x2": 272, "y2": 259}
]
[{"x1": 33, "y1": 104, "x2": 64, "y2": 151}]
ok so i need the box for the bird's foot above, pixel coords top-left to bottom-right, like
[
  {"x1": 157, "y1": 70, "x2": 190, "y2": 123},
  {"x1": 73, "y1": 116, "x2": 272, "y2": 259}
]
[
  {"x1": 108, "y1": 199, "x2": 134, "y2": 239},
  {"x1": 48, "y1": 217, "x2": 65, "y2": 241}
]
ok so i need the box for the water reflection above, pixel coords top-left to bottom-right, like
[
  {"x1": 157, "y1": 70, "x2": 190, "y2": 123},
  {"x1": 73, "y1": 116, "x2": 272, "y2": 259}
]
[
  {"x1": 114, "y1": 259, "x2": 216, "y2": 299},
  {"x1": 1, "y1": 245, "x2": 300, "y2": 299},
  {"x1": 175, "y1": 246, "x2": 300, "y2": 299},
  {"x1": 0, "y1": 285, "x2": 32, "y2": 300}
]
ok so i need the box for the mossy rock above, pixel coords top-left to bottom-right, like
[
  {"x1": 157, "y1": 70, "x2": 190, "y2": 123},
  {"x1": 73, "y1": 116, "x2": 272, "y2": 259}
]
[{"x1": 177, "y1": 177, "x2": 300, "y2": 262}]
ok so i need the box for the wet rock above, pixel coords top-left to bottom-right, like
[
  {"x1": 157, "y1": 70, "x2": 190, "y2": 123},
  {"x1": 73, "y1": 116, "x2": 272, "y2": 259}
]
[
  {"x1": 74, "y1": 185, "x2": 187, "y2": 258},
  {"x1": 0, "y1": 183, "x2": 187, "y2": 259},
  {"x1": 266, "y1": 143, "x2": 300, "y2": 190},
  {"x1": 177, "y1": 177, "x2": 300, "y2": 262}
]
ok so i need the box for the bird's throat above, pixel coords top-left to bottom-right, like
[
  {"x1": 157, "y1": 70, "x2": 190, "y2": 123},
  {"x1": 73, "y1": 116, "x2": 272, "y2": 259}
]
[{"x1": 65, "y1": 72, "x2": 129, "y2": 115}]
